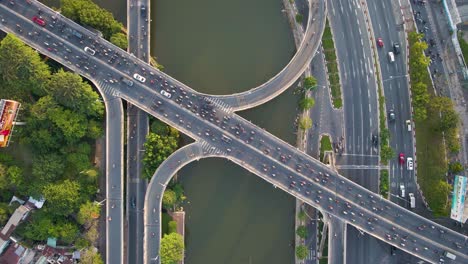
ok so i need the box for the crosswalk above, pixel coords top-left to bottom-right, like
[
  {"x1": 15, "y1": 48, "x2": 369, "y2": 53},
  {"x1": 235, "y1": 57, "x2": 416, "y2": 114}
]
[
  {"x1": 199, "y1": 140, "x2": 226, "y2": 156},
  {"x1": 97, "y1": 80, "x2": 121, "y2": 97},
  {"x1": 204, "y1": 97, "x2": 233, "y2": 114}
]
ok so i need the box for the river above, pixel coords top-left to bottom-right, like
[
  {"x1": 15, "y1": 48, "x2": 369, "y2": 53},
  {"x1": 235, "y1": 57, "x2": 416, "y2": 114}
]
[{"x1": 42, "y1": 0, "x2": 297, "y2": 262}]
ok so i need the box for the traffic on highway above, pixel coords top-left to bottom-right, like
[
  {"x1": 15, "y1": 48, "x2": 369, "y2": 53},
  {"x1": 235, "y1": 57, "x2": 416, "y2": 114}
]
[{"x1": 1, "y1": 1, "x2": 467, "y2": 264}]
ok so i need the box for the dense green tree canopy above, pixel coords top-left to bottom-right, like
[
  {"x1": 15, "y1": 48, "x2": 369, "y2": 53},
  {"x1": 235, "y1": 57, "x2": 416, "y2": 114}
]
[
  {"x1": 299, "y1": 97, "x2": 315, "y2": 110},
  {"x1": 303, "y1": 76, "x2": 318, "y2": 91},
  {"x1": 160, "y1": 233, "x2": 184, "y2": 264},
  {"x1": 32, "y1": 154, "x2": 65, "y2": 183},
  {"x1": 296, "y1": 225, "x2": 308, "y2": 239},
  {"x1": 295, "y1": 245, "x2": 308, "y2": 259},
  {"x1": 47, "y1": 69, "x2": 103, "y2": 118},
  {"x1": 43, "y1": 180, "x2": 82, "y2": 217},
  {"x1": 110, "y1": 33, "x2": 128, "y2": 50},
  {"x1": 0, "y1": 34, "x2": 51, "y2": 100},
  {"x1": 162, "y1": 189, "x2": 177, "y2": 210},
  {"x1": 61, "y1": 0, "x2": 123, "y2": 39},
  {"x1": 143, "y1": 133, "x2": 179, "y2": 178},
  {"x1": 77, "y1": 201, "x2": 100, "y2": 226}
]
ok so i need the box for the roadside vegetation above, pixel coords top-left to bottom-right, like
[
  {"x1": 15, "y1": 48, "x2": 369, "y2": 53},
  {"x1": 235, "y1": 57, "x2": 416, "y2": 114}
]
[
  {"x1": 322, "y1": 19, "x2": 342, "y2": 108},
  {"x1": 458, "y1": 31, "x2": 468, "y2": 89},
  {"x1": 319, "y1": 135, "x2": 332, "y2": 162},
  {"x1": 61, "y1": 0, "x2": 128, "y2": 49},
  {"x1": 0, "y1": 34, "x2": 104, "y2": 260},
  {"x1": 61, "y1": 0, "x2": 164, "y2": 70},
  {"x1": 408, "y1": 32, "x2": 460, "y2": 216},
  {"x1": 379, "y1": 170, "x2": 389, "y2": 198}
]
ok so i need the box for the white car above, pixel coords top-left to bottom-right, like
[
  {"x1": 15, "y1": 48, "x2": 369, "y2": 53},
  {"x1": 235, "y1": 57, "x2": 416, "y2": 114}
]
[
  {"x1": 160, "y1": 90, "x2": 172, "y2": 99},
  {"x1": 400, "y1": 184, "x2": 405, "y2": 198},
  {"x1": 407, "y1": 157, "x2": 414, "y2": 171},
  {"x1": 84, "y1": 46, "x2": 95, "y2": 55},
  {"x1": 133, "y1": 73, "x2": 146, "y2": 83}
]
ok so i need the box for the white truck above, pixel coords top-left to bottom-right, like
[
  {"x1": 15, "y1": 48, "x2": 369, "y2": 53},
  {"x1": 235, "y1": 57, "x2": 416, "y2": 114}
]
[
  {"x1": 444, "y1": 251, "x2": 456, "y2": 260},
  {"x1": 409, "y1": 193, "x2": 415, "y2": 208}
]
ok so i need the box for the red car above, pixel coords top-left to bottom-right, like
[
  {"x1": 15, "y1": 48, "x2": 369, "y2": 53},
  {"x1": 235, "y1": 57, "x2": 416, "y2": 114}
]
[
  {"x1": 377, "y1": 38, "x2": 384, "y2": 48},
  {"x1": 32, "y1": 16, "x2": 46, "y2": 27},
  {"x1": 399, "y1": 153, "x2": 405, "y2": 165}
]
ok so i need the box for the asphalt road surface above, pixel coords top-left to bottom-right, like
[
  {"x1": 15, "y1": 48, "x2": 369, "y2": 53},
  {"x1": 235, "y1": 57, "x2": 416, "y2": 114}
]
[
  {"x1": 2, "y1": 1, "x2": 468, "y2": 264},
  {"x1": 126, "y1": 0, "x2": 151, "y2": 263}
]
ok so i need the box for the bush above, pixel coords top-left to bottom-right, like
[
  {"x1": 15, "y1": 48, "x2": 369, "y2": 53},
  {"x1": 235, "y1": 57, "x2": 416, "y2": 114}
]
[
  {"x1": 296, "y1": 225, "x2": 308, "y2": 239},
  {"x1": 299, "y1": 117, "x2": 312, "y2": 130},
  {"x1": 296, "y1": 245, "x2": 308, "y2": 260},
  {"x1": 380, "y1": 170, "x2": 389, "y2": 198},
  {"x1": 295, "y1": 14, "x2": 303, "y2": 23},
  {"x1": 448, "y1": 161, "x2": 464, "y2": 174},
  {"x1": 168, "y1": 221, "x2": 177, "y2": 234}
]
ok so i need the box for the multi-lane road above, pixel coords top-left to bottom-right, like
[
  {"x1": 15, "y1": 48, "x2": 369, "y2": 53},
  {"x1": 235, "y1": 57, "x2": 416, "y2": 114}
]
[
  {"x1": 126, "y1": 0, "x2": 151, "y2": 263},
  {"x1": 1, "y1": 1, "x2": 468, "y2": 264}
]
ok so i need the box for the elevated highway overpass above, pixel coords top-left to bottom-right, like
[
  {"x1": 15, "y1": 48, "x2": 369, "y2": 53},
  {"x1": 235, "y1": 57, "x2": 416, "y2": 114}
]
[{"x1": 1, "y1": 1, "x2": 468, "y2": 264}]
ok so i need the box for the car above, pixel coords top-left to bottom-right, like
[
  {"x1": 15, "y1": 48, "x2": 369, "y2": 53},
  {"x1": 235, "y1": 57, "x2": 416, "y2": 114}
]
[
  {"x1": 84, "y1": 47, "x2": 95, "y2": 55},
  {"x1": 388, "y1": 109, "x2": 395, "y2": 121},
  {"x1": 393, "y1": 42, "x2": 401, "y2": 54},
  {"x1": 388, "y1": 51, "x2": 395, "y2": 63},
  {"x1": 400, "y1": 184, "x2": 405, "y2": 197},
  {"x1": 160, "y1": 90, "x2": 172, "y2": 98},
  {"x1": 399, "y1": 153, "x2": 405, "y2": 165},
  {"x1": 405, "y1": 120, "x2": 411, "y2": 131},
  {"x1": 407, "y1": 157, "x2": 414, "y2": 171},
  {"x1": 131, "y1": 197, "x2": 136, "y2": 208},
  {"x1": 377, "y1": 38, "x2": 384, "y2": 48},
  {"x1": 32, "y1": 16, "x2": 46, "y2": 27},
  {"x1": 133, "y1": 73, "x2": 146, "y2": 83},
  {"x1": 121, "y1": 78, "x2": 134, "y2": 86}
]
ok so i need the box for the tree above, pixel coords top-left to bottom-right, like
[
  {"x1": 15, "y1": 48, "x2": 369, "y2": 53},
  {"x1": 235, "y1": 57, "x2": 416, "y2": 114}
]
[
  {"x1": 80, "y1": 247, "x2": 103, "y2": 264},
  {"x1": 48, "y1": 108, "x2": 88, "y2": 143},
  {"x1": 0, "y1": 163, "x2": 8, "y2": 190},
  {"x1": 32, "y1": 154, "x2": 66, "y2": 183},
  {"x1": 77, "y1": 201, "x2": 101, "y2": 226},
  {"x1": 168, "y1": 221, "x2": 178, "y2": 234},
  {"x1": 84, "y1": 222, "x2": 99, "y2": 244},
  {"x1": 43, "y1": 180, "x2": 82, "y2": 217},
  {"x1": 47, "y1": 69, "x2": 103, "y2": 118},
  {"x1": 296, "y1": 225, "x2": 308, "y2": 239},
  {"x1": 87, "y1": 119, "x2": 103, "y2": 139},
  {"x1": 430, "y1": 97, "x2": 459, "y2": 132},
  {"x1": 151, "y1": 119, "x2": 169, "y2": 135},
  {"x1": 55, "y1": 221, "x2": 79, "y2": 244},
  {"x1": 0, "y1": 203, "x2": 11, "y2": 226},
  {"x1": 61, "y1": 0, "x2": 123, "y2": 39},
  {"x1": 163, "y1": 189, "x2": 177, "y2": 210},
  {"x1": 448, "y1": 161, "x2": 464, "y2": 174},
  {"x1": 299, "y1": 97, "x2": 315, "y2": 110},
  {"x1": 160, "y1": 233, "x2": 184, "y2": 264},
  {"x1": 143, "y1": 133, "x2": 179, "y2": 178},
  {"x1": 110, "y1": 33, "x2": 128, "y2": 50},
  {"x1": 0, "y1": 34, "x2": 51, "y2": 100},
  {"x1": 380, "y1": 145, "x2": 395, "y2": 163},
  {"x1": 303, "y1": 76, "x2": 318, "y2": 91},
  {"x1": 299, "y1": 117, "x2": 312, "y2": 130},
  {"x1": 297, "y1": 210, "x2": 306, "y2": 221},
  {"x1": 6, "y1": 166, "x2": 23, "y2": 190},
  {"x1": 295, "y1": 245, "x2": 308, "y2": 260}
]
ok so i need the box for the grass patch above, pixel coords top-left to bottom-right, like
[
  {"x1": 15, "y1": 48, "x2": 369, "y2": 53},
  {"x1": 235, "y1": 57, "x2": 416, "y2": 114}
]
[
  {"x1": 295, "y1": 14, "x2": 303, "y2": 23},
  {"x1": 321, "y1": 18, "x2": 342, "y2": 108},
  {"x1": 320, "y1": 135, "x2": 332, "y2": 161},
  {"x1": 414, "y1": 115, "x2": 450, "y2": 216},
  {"x1": 324, "y1": 50, "x2": 336, "y2": 61},
  {"x1": 380, "y1": 170, "x2": 389, "y2": 198},
  {"x1": 409, "y1": 32, "x2": 451, "y2": 216},
  {"x1": 458, "y1": 32, "x2": 468, "y2": 64},
  {"x1": 322, "y1": 38, "x2": 334, "y2": 50}
]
